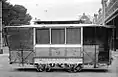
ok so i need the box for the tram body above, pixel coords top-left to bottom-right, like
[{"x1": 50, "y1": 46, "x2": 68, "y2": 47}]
[{"x1": 5, "y1": 22, "x2": 114, "y2": 72}]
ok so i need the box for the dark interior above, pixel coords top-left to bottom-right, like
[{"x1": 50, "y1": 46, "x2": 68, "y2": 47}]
[{"x1": 83, "y1": 27, "x2": 112, "y2": 63}]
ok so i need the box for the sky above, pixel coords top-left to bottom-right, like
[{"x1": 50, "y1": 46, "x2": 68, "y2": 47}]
[{"x1": 7, "y1": 0, "x2": 102, "y2": 21}]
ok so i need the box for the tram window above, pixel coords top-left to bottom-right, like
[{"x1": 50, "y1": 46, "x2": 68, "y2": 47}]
[
  {"x1": 51, "y1": 28, "x2": 65, "y2": 44},
  {"x1": 66, "y1": 28, "x2": 81, "y2": 44},
  {"x1": 36, "y1": 28, "x2": 50, "y2": 44}
]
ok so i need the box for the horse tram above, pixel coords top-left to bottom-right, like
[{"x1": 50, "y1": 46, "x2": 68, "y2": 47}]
[{"x1": 4, "y1": 20, "x2": 114, "y2": 72}]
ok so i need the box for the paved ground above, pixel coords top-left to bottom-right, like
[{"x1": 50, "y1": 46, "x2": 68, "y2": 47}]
[{"x1": 0, "y1": 47, "x2": 118, "y2": 77}]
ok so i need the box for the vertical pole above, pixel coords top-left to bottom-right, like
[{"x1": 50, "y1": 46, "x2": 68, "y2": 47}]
[
  {"x1": 65, "y1": 27, "x2": 66, "y2": 44},
  {"x1": 81, "y1": 27, "x2": 83, "y2": 46},
  {"x1": 112, "y1": 26, "x2": 115, "y2": 51},
  {"x1": 94, "y1": 27, "x2": 97, "y2": 68},
  {"x1": 112, "y1": 19, "x2": 115, "y2": 51},
  {"x1": 65, "y1": 27, "x2": 67, "y2": 57},
  {"x1": 81, "y1": 27, "x2": 84, "y2": 64},
  {"x1": 0, "y1": 1, "x2": 3, "y2": 54},
  {"x1": 33, "y1": 28, "x2": 36, "y2": 57},
  {"x1": 33, "y1": 28, "x2": 36, "y2": 48},
  {"x1": 49, "y1": 28, "x2": 51, "y2": 44},
  {"x1": 49, "y1": 28, "x2": 52, "y2": 56}
]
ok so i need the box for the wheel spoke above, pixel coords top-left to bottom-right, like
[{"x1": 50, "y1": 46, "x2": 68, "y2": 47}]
[{"x1": 36, "y1": 64, "x2": 44, "y2": 72}]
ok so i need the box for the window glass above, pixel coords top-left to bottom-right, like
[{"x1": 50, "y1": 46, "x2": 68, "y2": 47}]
[
  {"x1": 66, "y1": 28, "x2": 81, "y2": 44},
  {"x1": 51, "y1": 28, "x2": 65, "y2": 44},
  {"x1": 36, "y1": 28, "x2": 50, "y2": 44}
]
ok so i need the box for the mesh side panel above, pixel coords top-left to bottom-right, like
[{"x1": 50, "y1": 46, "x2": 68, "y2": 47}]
[{"x1": 6, "y1": 27, "x2": 33, "y2": 51}]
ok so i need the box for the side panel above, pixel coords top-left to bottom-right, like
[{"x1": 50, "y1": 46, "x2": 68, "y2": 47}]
[
  {"x1": 35, "y1": 47, "x2": 82, "y2": 58},
  {"x1": 34, "y1": 47, "x2": 82, "y2": 64},
  {"x1": 10, "y1": 51, "x2": 35, "y2": 64},
  {"x1": 66, "y1": 47, "x2": 81, "y2": 57},
  {"x1": 35, "y1": 47, "x2": 50, "y2": 57},
  {"x1": 6, "y1": 27, "x2": 34, "y2": 64},
  {"x1": 6, "y1": 27, "x2": 33, "y2": 50},
  {"x1": 51, "y1": 47, "x2": 65, "y2": 57},
  {"x1": 83, "y1": 45, "x2": 99, "y2": 64}
]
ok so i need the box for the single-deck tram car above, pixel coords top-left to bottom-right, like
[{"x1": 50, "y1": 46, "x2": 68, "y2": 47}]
[{"x1": 4, "y1": 21, "x2": 114, "y2": 72}]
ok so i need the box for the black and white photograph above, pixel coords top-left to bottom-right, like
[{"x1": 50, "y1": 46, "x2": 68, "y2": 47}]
[{"x1": 0, "y1": 0, "x2": 118, "y2": 77}]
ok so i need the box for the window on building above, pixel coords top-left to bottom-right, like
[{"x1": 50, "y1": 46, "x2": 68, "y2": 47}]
[
  {"x1": 36, "y1": 28, "x2": 50, "y2": 44},
  {"x1": 66, "y1": 28, "x2": 81, "y2": 44},
  {"x1": 51, "y1": 28, "x2": 65, "y2": 44}
]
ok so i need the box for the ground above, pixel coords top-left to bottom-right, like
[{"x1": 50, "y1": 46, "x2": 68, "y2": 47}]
[{"x1": 0, "y1": 47, "x2": 118, "y2": 77}]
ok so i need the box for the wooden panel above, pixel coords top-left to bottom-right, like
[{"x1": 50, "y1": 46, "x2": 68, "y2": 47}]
[
  {"x1": 10, "y1": 51, "x2": 34, "y2": 63},
  {"x1": 35, "y1": 47, "x2": 82, "y2": 58},
  {"x1": 83, "y1": 45, "x2": 99, "y2": 64},
  {"x1": 51, "y1": 47, "x2": 65, "y2": 57},
  {"x1": 35, "y1": 47, "x2": 50, "y2": 57},
  {"x1": 66, "y1": 47, "x2": 81, "y2": 57},
  {"x1": 10, "y1": 51, "x2": 20, "y2": 63}
]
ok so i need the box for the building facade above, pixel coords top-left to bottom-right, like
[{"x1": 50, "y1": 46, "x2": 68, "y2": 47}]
[{"x1": 95, "y1": 0, "x2": 118, "y2": 49}]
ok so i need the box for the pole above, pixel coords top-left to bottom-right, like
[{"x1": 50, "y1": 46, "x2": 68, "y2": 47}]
[
  {"x1": 0, "y1": 0, "x2": 3, "y2": 54},
  {"x1": 113, "y1": 19, "x2": 116, "y2": 51},
  {"x1": 94, "y1": 27, "x2": 97, "y2": 68}
]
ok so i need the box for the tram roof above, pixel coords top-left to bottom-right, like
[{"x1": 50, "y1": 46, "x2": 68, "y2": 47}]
[{"x1": 5, "y1": 24, "x2": 114, "y2": 28}]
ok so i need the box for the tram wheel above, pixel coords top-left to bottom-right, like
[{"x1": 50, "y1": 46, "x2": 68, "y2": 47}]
[
  {"x1": 67, "y1": 64, "x2": 82, "y2": 73},
  {"x1": 73, "y1": 68, "x2": 78, "y2": 72},
  {"x1": 36, "y1": 64, "x2": 45, "y2": 72},
  {"x1": 67, "y1": 64, "x2": 75, "y2": 73},
  {"x1": 45, "y1": 67, "x2": 51, "y2": 72},
  {"x1": 75, "y1": 65, "x2": 82, "y2": 72},
  {"x1": 68, "y1": 68, "x2": 78, "y2": 73}
]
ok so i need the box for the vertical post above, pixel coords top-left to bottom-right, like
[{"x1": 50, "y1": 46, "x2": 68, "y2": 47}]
[
  {"x1": 112, "y1": 26, "x2": 115, "y2": 51},
  {"x1": 33, "y1": 28, "x2": 36, "y2": 48},
  {"x1": 33, "y1": 28, "x2": 36, "y2": 57},
  {"x1": 81, "y1": 27, "x2": 83, "y2": 46},
  {"x1": 49, "y1": 28, "x2": 52, "y2": 56},
  {"x1": 81, "y1": 27, "x2": 84, "y2": 64},
  {"x1": 65, "y1": 27, "x2": 66, "y2": 44},
  {"x1": 94, "y1": 27, "x2": 97, "y2": 68},
  {"x1": 0, "y1": 1, "x2": 3, "y2": 54},
  {"x1": 49, "y1": 28, "x2": 51, "y2": 44}
]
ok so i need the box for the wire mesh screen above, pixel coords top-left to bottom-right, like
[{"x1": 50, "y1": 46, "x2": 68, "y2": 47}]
[{"x1": 6, "y1": 27, "x2": 33, "y2": 51}]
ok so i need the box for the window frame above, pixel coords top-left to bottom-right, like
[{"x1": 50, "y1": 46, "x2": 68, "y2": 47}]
[
  {"x1": 51, "y1": 28, "x2": 65, "y2": 44},
  {"x1": 36, "y1": 28, "x2": 50, "y2": 44},
  {"x1": 35, "y1": 27, "x2": 82, "y2": 45},
  {"x1": 66, "y1": 27, "x2": 81, "y2": 44}
]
